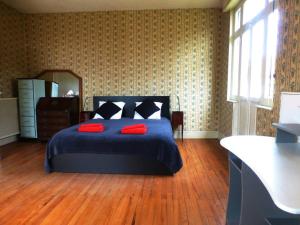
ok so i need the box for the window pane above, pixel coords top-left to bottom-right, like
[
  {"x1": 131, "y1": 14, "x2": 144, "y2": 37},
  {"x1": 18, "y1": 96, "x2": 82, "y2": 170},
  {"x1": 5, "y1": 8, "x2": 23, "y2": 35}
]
[
  {"x1": 232, "y1": 37, "x2": 241, "y2": 97},
  {"x1": 228, "y1": 42, "x2": 233, "y2": 98},
  {"x1": 243, "y1": 0, "x2": 266, "y2": 25},
  {"x1": 235, "y1": 8, "x2": 241, "y2": 31},
  {"x1": 250, "y1": 20, "x2": 264, "y2": 99},
  {"x1": 240, "y1": 30, "x2": 250, "y2": 97},
  {"x1": 264, "y1": 9, "x2": 279, "y2": 100}
]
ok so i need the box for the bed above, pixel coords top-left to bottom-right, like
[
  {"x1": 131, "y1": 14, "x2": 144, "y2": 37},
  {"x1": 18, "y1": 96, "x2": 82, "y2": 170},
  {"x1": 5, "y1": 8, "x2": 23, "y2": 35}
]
[{"x1": 45, "y1": 96, "x2": 183, "y2": 175}]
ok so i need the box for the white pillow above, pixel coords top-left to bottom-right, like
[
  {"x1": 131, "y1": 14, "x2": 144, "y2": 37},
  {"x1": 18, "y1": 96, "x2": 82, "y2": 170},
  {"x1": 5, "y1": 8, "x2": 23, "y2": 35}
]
[
  {"x1": 93, "y1": 101, "x2": 125, "y2": 119},
  {"x1": 133, "y1": 101, "x2": 163, "y2": 120}
]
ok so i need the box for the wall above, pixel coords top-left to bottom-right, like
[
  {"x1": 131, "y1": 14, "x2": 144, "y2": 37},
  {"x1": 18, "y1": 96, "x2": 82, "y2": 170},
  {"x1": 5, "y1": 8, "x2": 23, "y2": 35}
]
[
  {"x1": 5, "y1": 0, "x2": 299, "y2": 138},
  {"x1": 0, "y1": 2, "x2": 27, "y2": 98},
  {"x1": 0, "y1": 2, "x2": 231, "y2": 134},
  {"x1": 24, "y1": 9, "x2": 229, "y2": 133},
  {"x1": 0, "y1": 98, "x2": 19, "y2": 146},
  {"x1": 218, "y1": 12, "x2": 232, "y2": 138},
  {"x1": 256, "y1": 0, "x2": 300, "y2": 135}
]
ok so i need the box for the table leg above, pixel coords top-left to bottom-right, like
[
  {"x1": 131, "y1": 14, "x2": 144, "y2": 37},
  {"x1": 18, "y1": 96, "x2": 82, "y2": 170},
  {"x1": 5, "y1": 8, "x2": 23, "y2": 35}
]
[{"x1": 181, "y1": 124, "x2": 183, "y2": 141}]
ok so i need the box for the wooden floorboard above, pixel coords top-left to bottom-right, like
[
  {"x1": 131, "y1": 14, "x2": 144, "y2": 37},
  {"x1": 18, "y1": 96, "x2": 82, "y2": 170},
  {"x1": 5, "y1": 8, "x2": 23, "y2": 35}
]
[{"x1": 0, "y1": 139, "x2": 228, "y2": 225}]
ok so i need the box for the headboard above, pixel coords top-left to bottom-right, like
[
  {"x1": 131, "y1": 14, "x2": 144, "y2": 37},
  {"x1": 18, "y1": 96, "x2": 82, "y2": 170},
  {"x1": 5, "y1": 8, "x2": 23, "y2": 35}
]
[{"x1": 93, "y1": 96, "x2": 170, "y2": 120}]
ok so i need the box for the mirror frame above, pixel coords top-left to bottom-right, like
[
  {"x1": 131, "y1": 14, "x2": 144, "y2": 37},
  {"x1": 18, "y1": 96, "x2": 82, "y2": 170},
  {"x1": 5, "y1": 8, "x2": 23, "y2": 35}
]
[{"x1": 35, "y1": 69, "x2": 83, "y2": 111}]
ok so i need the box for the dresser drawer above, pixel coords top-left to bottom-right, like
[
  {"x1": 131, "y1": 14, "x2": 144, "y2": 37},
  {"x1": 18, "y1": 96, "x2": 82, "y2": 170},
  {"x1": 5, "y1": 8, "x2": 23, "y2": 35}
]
[
  {"x1": 38, "y1": 124, "x2": 69, "y2": 131},
  {"x1": 19, "y1": 98, "x2": 34, "y2": 109},
  {"x1": 38, "y1": 131, "x2": 58, "y2": 141},
  {"x1": 172, "y1": 116, "x2": 183, "y2": 125},
  {"x1": 19, "y1": 89, "x2": 33, "y2": 99},
  {"x1": 18, "y1": 80, "x2": 33, "y2": 89},
  {"x1": 20, "y1": 107, "x2": 34, "y2": 116},
  {"x1": 20, "y1": 116, "x2": 35, "y2": 127},
  {"x1": 38, "y1": 117, "x2": 69, "y2": 124},
  {"x1": 37, "y1": 111, "x2": 68, "y2": 117},
  {"x1": 38, "y1": 131, "x2": 54, "y2": 140},
  {"x1": 20, "y1": 126, "x2": 36, "y2": 138},
  {"x1": 37, "y1": 125, "x2": 69, "y2": 141}
]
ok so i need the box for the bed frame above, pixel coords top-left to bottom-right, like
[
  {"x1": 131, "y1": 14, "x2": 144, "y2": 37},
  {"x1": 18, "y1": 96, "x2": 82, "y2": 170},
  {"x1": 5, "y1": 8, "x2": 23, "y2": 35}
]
[
  {"x1": 50, "y1": 96, "x2": 173, "y2": 175},
  {"x1": 92, "y1": 96, "x2": 171, "y2": 120}
]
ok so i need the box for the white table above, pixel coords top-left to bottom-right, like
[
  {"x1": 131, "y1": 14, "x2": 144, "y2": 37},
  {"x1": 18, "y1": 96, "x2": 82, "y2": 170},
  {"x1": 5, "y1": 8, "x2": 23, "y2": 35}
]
[{"x1": 221, "y1": 135, "x2": 300, "y2": 225}]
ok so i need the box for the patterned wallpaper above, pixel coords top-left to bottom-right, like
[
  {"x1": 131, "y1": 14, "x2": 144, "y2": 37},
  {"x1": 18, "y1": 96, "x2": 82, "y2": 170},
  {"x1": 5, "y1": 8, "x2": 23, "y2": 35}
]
[
  {"x1": 217, "y1": 13, "x2": 232, "y2": 137},
  {"x1": 0, "y1": 2, "x2": 27, "y2": 97},
  {"x1": 3, "y1": 0, "x2": 299, "y2": 136},
  {"x1": 24, "y1": 9, "x2": 229, "y2": 132},
  {"x1": 0, "y1": 1, "x2": 230, "y2": 133},
  {"x1": 256, "y1": 0, "x2": 300, "y2": 136}
]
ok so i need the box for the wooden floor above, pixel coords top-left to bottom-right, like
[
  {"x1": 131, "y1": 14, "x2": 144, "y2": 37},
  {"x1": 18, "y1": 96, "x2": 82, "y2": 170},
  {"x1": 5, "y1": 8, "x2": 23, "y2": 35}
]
[{"x1": 0, "y1": 139, "x2": 228, "y2": 225}]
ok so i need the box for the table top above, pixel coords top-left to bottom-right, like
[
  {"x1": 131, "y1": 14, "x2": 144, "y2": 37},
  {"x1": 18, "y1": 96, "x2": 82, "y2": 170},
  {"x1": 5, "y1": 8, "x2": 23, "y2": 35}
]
[{"x1": 221, "y1": 136, "x2": 300, "y2": 214}]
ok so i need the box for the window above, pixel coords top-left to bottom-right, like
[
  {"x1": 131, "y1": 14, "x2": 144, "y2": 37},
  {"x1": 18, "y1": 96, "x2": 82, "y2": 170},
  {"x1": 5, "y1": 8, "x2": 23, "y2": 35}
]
[
  {"x1": 240, "y1": 30, "x2": 250, "y2": 98},
  {"x1": 243, "y1": 0, "x2": 265, "y2": 24},
  {"x1": 250, "y1": 20, "x2": 264, "y2": 99},
  {"x1": 235, "y1": 8, "x2": 241, "y2": 31},
  {"x1": 232, "y1": 37, "x2": 240, "y2": 96},
  {"x1": 227, "y1": 0, "x2": 279, "y2": 107}
]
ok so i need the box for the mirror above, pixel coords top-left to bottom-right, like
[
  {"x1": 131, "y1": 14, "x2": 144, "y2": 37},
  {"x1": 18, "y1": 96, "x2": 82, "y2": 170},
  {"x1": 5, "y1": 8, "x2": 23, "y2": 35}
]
[{"x1": 35, "y1": 70, "x2": 82, "y2": 110}]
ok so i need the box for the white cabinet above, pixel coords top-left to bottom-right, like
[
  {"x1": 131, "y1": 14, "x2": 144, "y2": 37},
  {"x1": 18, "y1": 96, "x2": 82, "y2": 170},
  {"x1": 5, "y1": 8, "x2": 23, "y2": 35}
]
[
  {"x1": 18, "y1": 79, "x2": 45, "y2": 138},
  {"x1": 279, "y1": 92, "x2": 300, "y2": 124}
]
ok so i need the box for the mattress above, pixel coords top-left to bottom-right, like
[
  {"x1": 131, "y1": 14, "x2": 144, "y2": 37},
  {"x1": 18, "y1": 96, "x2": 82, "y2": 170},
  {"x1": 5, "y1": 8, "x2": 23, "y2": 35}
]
[{"x1": 45, "y1": 118, "x2": 183, "y2": 173}]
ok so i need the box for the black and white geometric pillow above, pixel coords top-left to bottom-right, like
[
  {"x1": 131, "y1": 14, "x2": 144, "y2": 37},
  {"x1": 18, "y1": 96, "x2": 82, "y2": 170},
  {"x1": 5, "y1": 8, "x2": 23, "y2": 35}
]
[
  {"x1": 133, "y1": 101, "x2": 163, "y2": 120},
  {"x1": 93, "y1": 101, "x2": 125, "y2": 120}
]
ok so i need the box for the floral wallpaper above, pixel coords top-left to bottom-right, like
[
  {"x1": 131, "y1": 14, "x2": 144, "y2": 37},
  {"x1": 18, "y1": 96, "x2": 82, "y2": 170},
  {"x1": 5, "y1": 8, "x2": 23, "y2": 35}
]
[
  {"x1": 24, "y1": 9, "x2": 229, "y2": 132},
  {"x1": 256, "y1": 0, "x2": 300, "y2": 136},
  {"x1": 3, "y1": 0, "x2": 299, "y2": 136},
  {"x1": 0, "y1": 2, "x2": 27, "y2": 97},
  {"x1": 217, "y1": 13, "x2": 232, "y2": 137},
  {"x1": 0, "y1": 1, "x2": 230, "y2": 133}
]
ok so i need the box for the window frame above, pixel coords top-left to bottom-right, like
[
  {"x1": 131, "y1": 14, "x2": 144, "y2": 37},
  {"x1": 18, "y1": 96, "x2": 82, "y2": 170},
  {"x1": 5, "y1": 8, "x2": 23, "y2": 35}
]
[{"x1": 227, "y1": 0, "x2": 279, "y2": 107}]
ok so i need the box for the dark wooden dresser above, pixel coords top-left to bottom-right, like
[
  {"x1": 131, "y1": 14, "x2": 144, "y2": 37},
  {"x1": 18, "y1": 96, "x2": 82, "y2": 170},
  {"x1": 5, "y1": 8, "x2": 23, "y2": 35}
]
[
  {"x1": 172, "y1": 111, "x2": 184, "y2": 141},
  {"x1": 80, "y1": 111, "x2": 93, "y2": 123},
  {"x1": 37, "y1": 97, "x2": 79, "y2": 141}
]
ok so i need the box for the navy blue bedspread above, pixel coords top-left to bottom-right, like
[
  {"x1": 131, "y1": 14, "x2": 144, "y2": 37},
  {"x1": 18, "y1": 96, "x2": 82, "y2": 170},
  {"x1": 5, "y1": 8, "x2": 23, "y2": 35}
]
[{"x1": 45, "y1": 118, "x2": 183, "y2": 173}]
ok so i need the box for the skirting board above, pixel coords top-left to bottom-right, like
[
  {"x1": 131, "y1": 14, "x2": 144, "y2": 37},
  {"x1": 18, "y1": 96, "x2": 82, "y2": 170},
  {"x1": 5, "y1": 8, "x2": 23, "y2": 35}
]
[
  {"x1": 0, "y1": 134, "x2": 18, "y2": 146},
  {"x1": 174, "y1": 130, "x2": 219, "y2": 139},
  {"x1": 0, "y1": 132, "x2": 219, "y2": 143}
]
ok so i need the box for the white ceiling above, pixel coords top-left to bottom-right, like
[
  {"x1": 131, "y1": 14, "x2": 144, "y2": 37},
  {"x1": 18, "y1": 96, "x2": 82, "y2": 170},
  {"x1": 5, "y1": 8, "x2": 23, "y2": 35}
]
[{"x1": 1, "y1": 0, "x2": 223, "y2": 14}]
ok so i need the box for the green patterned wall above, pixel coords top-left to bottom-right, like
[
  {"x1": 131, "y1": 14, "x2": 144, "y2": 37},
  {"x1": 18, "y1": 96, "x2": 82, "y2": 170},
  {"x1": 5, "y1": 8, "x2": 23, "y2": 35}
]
[
  {"x1": 24, "y1": 9, "x2": 229, "y2": 132},
  {"x1": 4, "y1": 0, "x2": 299, "y2": 136},
  {"x1": 217, "y1": 13, "x2": 232, "y2": 137},
  {"x1": 0, "y1": 1, "x2": 230, "y2": 133},
  {"x1": 256, "y1": 0, "x2": 300, "y2": 135},
  {"x1": 0, "y1": 2, "x2": 27, "y2": 97}
]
